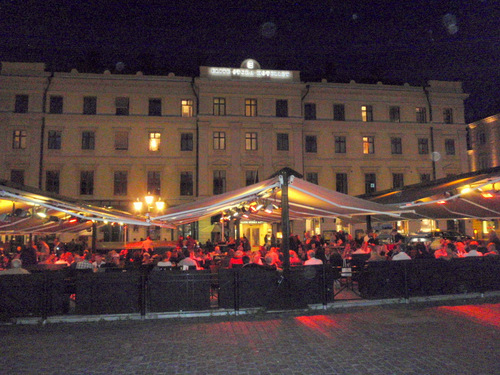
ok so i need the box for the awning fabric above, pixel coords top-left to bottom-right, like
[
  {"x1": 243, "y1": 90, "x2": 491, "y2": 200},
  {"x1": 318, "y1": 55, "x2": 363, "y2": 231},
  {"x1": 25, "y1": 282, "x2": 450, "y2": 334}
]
[
  {"x1": 152, "y1": 174, "x2": 413, "y2": 225},
  {"x1": 0, "y1": 180, "x2": 173, "y2": 234},
  {"x1": 360, "y1": 167, "x2": 500, "y2": 221}
]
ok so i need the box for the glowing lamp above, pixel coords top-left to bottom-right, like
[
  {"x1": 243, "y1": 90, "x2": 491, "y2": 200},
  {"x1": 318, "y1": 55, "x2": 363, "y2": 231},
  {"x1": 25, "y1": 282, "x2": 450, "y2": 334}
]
[
  {"x1": 481, "y1": 192, "x2": 495, "y2": 198},
  {"x1": 133, "y1": 200, "x2": 143, "y2": 211},
  {"x1": 145, "y1": 195, "x2": 154, "y2": 206},
  {"x1": 155, "y1": 200, "x2": 165, "y2": 210}
]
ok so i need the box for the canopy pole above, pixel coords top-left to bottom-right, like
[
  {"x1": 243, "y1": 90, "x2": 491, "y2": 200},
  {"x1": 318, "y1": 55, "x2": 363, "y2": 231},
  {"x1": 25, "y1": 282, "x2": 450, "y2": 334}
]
[
  {"x1": 280, "y1": 170, "x2": 290, "y2": 272},
  {"x1": 366, "y1": 215, "x2": 372, "y2": 233},
  {"x1": 92, "y1": 222, "x2": 97, "y2": 253}
]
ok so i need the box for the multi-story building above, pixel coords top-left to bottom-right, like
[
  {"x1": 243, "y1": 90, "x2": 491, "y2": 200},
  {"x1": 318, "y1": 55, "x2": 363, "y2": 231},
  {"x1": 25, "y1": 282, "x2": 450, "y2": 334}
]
[
  {"x1": 0, "y1": 60, "x2": 469, "y2": 244},
  {"x1": 468, "y1": 113, "x2": 500, "y2": 171}
]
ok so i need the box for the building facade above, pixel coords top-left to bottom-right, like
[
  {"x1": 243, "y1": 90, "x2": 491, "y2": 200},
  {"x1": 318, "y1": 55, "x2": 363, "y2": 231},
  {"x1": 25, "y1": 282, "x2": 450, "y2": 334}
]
[{"x1": 0, "y1": 60, "x2": 469, "y2": 244}]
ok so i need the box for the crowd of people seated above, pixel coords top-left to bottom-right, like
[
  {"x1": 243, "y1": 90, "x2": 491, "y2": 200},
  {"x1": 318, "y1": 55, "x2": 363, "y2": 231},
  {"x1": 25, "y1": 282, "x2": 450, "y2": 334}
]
[{"x1": 1, "y1": 229, "x2": 499, "y2": 276}]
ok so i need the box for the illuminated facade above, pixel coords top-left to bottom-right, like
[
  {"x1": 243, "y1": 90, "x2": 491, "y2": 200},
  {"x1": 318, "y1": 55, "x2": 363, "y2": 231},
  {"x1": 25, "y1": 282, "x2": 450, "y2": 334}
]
[
  {"x1": 0, "y1": 60, "x2": 469, "y2": 243},
  {"x1": 468, "y1": 113, "x2": 500, "y2": 171}
]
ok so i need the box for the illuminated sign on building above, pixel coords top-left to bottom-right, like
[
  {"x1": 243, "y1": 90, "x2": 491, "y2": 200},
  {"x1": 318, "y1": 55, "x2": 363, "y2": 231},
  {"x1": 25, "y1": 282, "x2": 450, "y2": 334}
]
[{"x1": 208, "y1": 59, "x2": 292, "y2": 80}]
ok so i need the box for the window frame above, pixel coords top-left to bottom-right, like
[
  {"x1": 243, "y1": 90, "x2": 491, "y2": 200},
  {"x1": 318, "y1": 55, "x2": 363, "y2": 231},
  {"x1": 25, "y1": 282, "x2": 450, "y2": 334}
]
[
  {"x1": 245, "y1": 99, "x2": 257, "y2": 117},
  {"x1": 80, "y1": 171, "x2": 94, "y2": 195},
  {"x1": 213, "y1": 131, "x2": 226, "y2": 150},
  {"x1": 83, "y1": 96, "x2": 97, "y2": 115},
  {"x1": 390, "y1": 137, "x2": 402, "y2": 155},
  {"x1": 245, "y1": 132, "x2": 258, "y2": 151},
  {"x1": 443, "y1": 108, "x2": 453, "y2": 124},
  {"x1": 277, "y1": 133, "x2": 289, "y2": 151},
  {"x1": 114, "y1": 131, "x2": 129, "y2": 151},
  {"x1": 245, "y1": 170, "x2": 259, "y2": 186},
  {"x1": 14, "y1": 94, "x2": 29, "y2": 113},
  {"x1": 148, "y1": 132, "x2": 161, "y2": 152},
  {"x1": 47, "y1": 130, "x2": 62, "y2": 150},
  {"x1": 276, "y1": 99, "x2": 288, "y2": 118},
  {"x1": 113, "y1": 171, "x2": 128, "y2": 196},
  {"x1": 213, "y1": 170, "x2": 226, "y2": 195},
  {"x1": 445, "y1": 139, "x2": 456, "y2": 155},
  {"x1": 361, "y1": 105, "x2": 373, "y2": 122},
  {"x1": 12, "y1": 130, "x2": 27, "y2": 149},
  {"x1": 81, "y1": 131, "x2": 95, "y2": 150},
  {"x1": 334, "y1": 136, "x2": 346, "y2": 154},
  {"x1": 115, "y1": 97, "x2": 129, "y2": 116},
  {"x1": 365, "y1": 173, "x2": 377, "y2": 194},
  {"x1": 147, "y1": 171, "x2": 161, "y2": 196},
  {"x1": 392, "y1": 173, "x2": 404, "y2": 189},
  {"x1": 418, "y1": 138, "x2": 429, "y2": 154},
  {"x1": 389, "y1": 106, "x2": 400, "y2": 122},
  {"x1": 416, "y1": 107, "x2": 427, "y2": 123},
  {"x1": 305, "y1": 135, "x2": 317, "y2": 153},
  {"x1": 213, "y1": 97, "x2": 226, "y2": 116},
  {"x1": 304, "y1": 103, "x2": 316, "y2": 120},
  {"x1": 148, "y1": 98, "x2": 162, "y2": 116},
  {"x1": 362, "y1": 136, "x2": 375, "y2": 154},
  {"x1": 333, "y1": 104, "x2": 345, "y2": 121},
  {"x1": 45, "y1": 170, "x2": 60, "y2": 194},
  {"x1": 180, "y1": 171, "x2": 194, "y2": 196},
  {"x1": 180, "y1": 132, "x2": 194, "y2": 151},
  {"x1": 181, "y1": 99, "x2": 194, "y2": 117},
  {"x1": 49, "y1": 95, "x2": 63, "y2": 114},
  {"x1": 306, "y1": 172, "x2": 319, "y2": 185},
  {"x1": 336, "y1": 173, "x2": 348, "y2": 194}
]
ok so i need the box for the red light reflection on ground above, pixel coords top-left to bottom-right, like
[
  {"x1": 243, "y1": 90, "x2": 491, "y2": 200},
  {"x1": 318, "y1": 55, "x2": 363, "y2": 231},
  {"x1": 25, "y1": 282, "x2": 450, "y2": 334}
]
[
  {"x1": 294, "y1": 315, "x2": 341, "y2": 338},
  {"x1": 436, "y1": 304, "x2": 500, "y2": 328}
]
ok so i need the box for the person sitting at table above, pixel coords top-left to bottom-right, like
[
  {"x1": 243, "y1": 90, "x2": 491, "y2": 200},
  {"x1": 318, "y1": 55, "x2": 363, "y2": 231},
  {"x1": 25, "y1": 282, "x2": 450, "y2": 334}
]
[
  {"x1": 141, "y1": 236, "x2": 154, "y2": 254},
  {"x1": 327, "y1": 246, "x2": 344, "y2": 267},
  {"x1": 484, "y1": 243, "x2": 499, "y2": 256},
  {"x1": 391, "y1": 247, "x2": 411, "y2": 261},
  {"x1": 156, "y1": 251, "x2": 173, "y2": 267},
  {"x1": 304, "y1": 249, "x2": 323, "y2": 265},
  {"x1": 76, "y1": 253, "x2": 94, "y2": 270},
  {"x1": 229, "y1": 250, "x2": 244, "y2": 268},
  {"x1": 0, "y1": 258, "x2": 30, "y2": 275},
  {"x1": 178, "y1": 249, "x2": 198, "y2": 269},
  {"x1": 465, "y1": 241, "x2": 483, "y2": 257},
  {"x1": 92, "y1": 254, "x2": 106, "y2": 270},
  {"x1": 366, "y1": 245, "x2": 386, "y2": 262},
  {"x1": 289, "y1": 250, "x2": 303, "y2": 266},
  {"x1": 433, "y1": 242, "x2": 449, "y2": 259}
]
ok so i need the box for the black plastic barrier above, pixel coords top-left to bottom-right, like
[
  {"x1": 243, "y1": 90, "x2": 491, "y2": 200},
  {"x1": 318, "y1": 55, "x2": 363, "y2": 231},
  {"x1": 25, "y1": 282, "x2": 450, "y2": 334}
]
[{"x1": 148, "y1": 269, "x2": 211, "y2": 312}]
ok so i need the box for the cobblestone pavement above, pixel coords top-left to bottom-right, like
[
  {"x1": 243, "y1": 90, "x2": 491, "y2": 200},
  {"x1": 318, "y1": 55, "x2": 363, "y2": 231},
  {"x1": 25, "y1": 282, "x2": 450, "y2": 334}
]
[{"x1": 1, "y1": 298, "x2": 499, "y2": 375}]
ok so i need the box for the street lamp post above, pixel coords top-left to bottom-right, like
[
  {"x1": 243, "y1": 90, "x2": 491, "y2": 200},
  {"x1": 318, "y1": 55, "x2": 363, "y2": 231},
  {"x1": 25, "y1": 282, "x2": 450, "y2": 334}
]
[{"x1": 133, "y1": 194, "x2": 166, "y2": 238}]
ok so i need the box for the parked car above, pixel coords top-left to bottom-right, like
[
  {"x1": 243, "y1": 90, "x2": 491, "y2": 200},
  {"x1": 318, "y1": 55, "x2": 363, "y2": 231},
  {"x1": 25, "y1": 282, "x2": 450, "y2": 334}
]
[{"x1": 405, "y1": 230, "x2": 469, "y2": 245}]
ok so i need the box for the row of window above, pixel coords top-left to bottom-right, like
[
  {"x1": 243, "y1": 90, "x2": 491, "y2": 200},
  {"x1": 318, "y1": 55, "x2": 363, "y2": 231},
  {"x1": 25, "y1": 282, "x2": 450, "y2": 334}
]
[
  {"x1": 11, "y1": 129, "x2": 457, "y2": 155},
  {"x1": 9, "y1": 168, "x2": 431, "y2": 198},
  {"x1": 13, "y1": 94, "x2": 454, "y2": 123}
]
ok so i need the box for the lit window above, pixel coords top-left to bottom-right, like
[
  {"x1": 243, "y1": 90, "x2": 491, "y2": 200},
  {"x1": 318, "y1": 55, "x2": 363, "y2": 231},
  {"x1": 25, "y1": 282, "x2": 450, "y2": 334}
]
[
  {"x1": 149, "y1": 132, "x2": 161, "y2": 151},
  {"x1": 361, "y1": 105, "x2": 373, "y2": 122},
  {"x1": 245, "y1": 132, "x2": 258, "y2": 151},
  {"x1": 363, "y1": 136, "x2": 374, "y2": 154},
  {"x1": 12, "y1": 130, "x2": 27, "y2": 149},
  {"x1": 213, "y1": 132, "x2": 226, "y2": 150},
  {"x1": 213, "y1": 98, "x2": 226, "y2": 116},
  {"x1": 245, "y1": 99, "x2": 257, "y2": 117},
  {"x1": 181, "y1": 99, "x2": 193, "y2": 117}
]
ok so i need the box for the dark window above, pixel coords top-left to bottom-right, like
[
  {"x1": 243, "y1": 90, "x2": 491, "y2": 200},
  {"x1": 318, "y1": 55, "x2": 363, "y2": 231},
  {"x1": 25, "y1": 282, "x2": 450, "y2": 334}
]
[
  {"x1": 115, "y1": 131, "x2": 129, "y2": 150},
  {"x1": 45, "y1": 170, "x2": 60, "y2": 194},
  {"x1": 304, "y1": 103, "x2": 316, "y2": 120},
  {"x1": 245, "y1": 170, "x2": 259, "y2": 186},
  {"x1": 276, "y1": 99, "x2": 288, "y2": 117},
  {"x1": 245, "y1": 99, "x2": 257, "y2": 117},
  {"x1": 277, "y1": 133, "x2": 289, "y2": 151},
  {"x1": 115, "y1": 97, "x2": 129, "y2": 115},
  {"x1": 418, "y1": 138, "x2": 429, "y2": 154},
  {"x1": 416, "y1": 107, "x2": 427, "y2": 123},
  {"x1": 393, "y1": 173, "x2": 404, "y2": 189},
  {"x1": 81, "y1": 131, "x2": 95, "y2": 150},
  {"x1": 147, "y1": 171, "x2": 161, "y2": 195},
  {"x1": 148, "y1": 98, "x2": 162, "y2": 116},
  {"x1": 477, "y1": 131, "x2": 486, "y2": 145},
  {"x1": 363, "y1": 136, "x2": 375, "y2": 154},
  {"x1": 361, "y1": 105, "x2": 373, "y2": 122},
  {"x1": 213, "y1": 97, "x2": 226, "y2": 116},
  {"x1": 10, "y1": 170, "x2": 24, "y2": 185},
  {"x1": 213, "y1": 132, "x2": 226, "y2": 150},
  {"x1": 113, "y1": 171, "x2": 128, "y2": 196},
  {"x1": 14, "y1": 95, "x2": 29, "y2": 113},
  {"x1": 335, "y1": 136, "x2": 346, "y2": 154},
  {"x1": 306, "y1": 172, "x2": 319, "y2": 185},
  {"x1": 443, "y1": 108, "x2": 453, "y2": 124},
  {"x1": 213, "y1": 170, "x2": 226, "y2": 195},
  {"x1": 83, "y1": 96, "x2": 97, "y2": 115},
  {"x1": 365, "y1": 173, "x2": 376, "y2": 194},
  {"x1": 181, "y1": 133, "x2": 193, "y2": 151},
  {"x1": 49, "y1": 96, "x2": 63, "y2": 114},
  {"x1": 80, "y1": 171, "x2": 94, "y2": 195},
  {"x1": 245, "y1": 132, "x2": 258, "y2": 151},
  {"x1": 48, "y1": 130, "x2": 62, "y2": 150},
  {"x1": 12, "y1": 130, "x2": 27, "y2": 149},
  {"x1": 333, "y1": 104, "x2": 345, "y2": 121},
  {"x1": 445, "y1": 139, "x2": 455, "y2": 155},
  {"x1": 305, "y1": 135, "x2": 317, "y2": 153},
  {"x1": 389, "y1": 106, "x2": 400, "y2": 122},
  {"x1": 180, "y1": 172, "x2": 193, "y2": 196},
  {"x1": 391, "y1": 137, "x2": 402, "y2": 154},
  {"x1": 336, "y1": 173, "x2": 348, "y2": 194},
  {"x1": 420, "y1": 173, "x2": 431, "y2": 183}
]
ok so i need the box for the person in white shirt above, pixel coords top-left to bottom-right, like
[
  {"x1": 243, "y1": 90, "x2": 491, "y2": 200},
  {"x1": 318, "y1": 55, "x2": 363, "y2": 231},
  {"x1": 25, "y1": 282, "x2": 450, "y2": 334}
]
[
  {"x1": 465, "y1": 241, "x2": 483, "y2": 257},
  {"x1": 304, "y1": 250, "x2": 323, "y2": 265},
  {"x1": 392, "y1": 248, "x2": 412, "y2": 261}
]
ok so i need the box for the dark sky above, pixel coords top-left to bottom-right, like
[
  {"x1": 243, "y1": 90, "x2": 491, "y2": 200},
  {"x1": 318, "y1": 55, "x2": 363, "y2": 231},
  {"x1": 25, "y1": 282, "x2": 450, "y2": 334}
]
[{"x1": 1, "y1": 0, "x2": 499, "y2": 122}]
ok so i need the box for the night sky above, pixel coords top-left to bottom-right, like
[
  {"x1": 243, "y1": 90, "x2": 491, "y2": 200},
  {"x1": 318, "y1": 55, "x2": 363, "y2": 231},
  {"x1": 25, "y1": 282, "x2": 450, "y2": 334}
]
[{"x1": 1, "y1": 0, "x2": 498, "y2": 122}]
